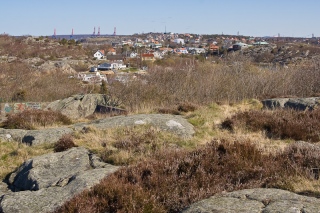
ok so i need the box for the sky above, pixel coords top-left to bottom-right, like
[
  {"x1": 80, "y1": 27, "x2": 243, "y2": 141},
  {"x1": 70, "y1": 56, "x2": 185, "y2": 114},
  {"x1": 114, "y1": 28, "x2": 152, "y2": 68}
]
[{"x1": 0, "y1": 0, "x2": 319, "y2": 37}]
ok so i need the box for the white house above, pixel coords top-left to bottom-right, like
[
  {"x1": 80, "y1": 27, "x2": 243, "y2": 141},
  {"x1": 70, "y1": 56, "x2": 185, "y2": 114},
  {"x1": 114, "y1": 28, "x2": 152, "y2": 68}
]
[
  {"x1": 77, "y1": 72, "x2": 107, "y2": 83},
  {"x1": 174, "y1": 38, "x2": 185, "y2": 45},
  {"x1": 93, "y1": 50, "x2": 105, "y2": 59},
  {"x1": 153, "y1": 51, "x2": 163, "y2": 59}
]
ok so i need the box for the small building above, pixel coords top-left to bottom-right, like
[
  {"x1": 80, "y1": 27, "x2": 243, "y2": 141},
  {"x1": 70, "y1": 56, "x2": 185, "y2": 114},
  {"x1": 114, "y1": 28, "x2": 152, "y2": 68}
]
[
  {"x1": 107, "y1": 48, "x2": 116, "y2": 55},
  {"x1": 93, "y1": 50, "x2": 105, "y2": 59},
  {"x1": 77, "y1": 72, "x2": 107, "y2": 83},
  {"x1": 253, "y1": 41, "x2": 269, "y2": 46},
  {"x1": 141, "y1": 53, "x2": 155, "y2": 61},
  {"x1": 106, "y1": 55, "x2": 124, "y2": 63},
  {"x1": 174, "y1": 38, "x2": 185, "y2": 45},
  {"x1": 233, "y1": 42, "x2": 250, "y2": 51}
]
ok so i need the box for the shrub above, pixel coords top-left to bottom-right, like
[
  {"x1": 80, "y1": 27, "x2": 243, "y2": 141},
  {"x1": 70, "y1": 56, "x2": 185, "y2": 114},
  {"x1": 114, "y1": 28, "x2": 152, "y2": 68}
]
[
  {"x1": 54, "y1": 134, "x2": 77, "y2": 152},
  {"x1": 1, "y1": 110, "x2": 72, "y2": 130},
  {"x1": 157, "y1": 107, "x2": 181, "y2": 115},
  {"x1": 177, "y1": 102, "x2": 197, "y2": 112},
  {"x1": 221, "y1": 109, "x2": 320, "y2": 142},
  {"x1": 58, "y1": 139, "x2": 299, "y2": 212}
]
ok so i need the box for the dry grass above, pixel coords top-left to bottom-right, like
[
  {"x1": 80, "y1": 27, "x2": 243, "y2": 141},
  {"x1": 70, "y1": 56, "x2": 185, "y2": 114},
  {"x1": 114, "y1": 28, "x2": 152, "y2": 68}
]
[{"x1": 73, "y1": 125, "x2": 194, "y2": 166}]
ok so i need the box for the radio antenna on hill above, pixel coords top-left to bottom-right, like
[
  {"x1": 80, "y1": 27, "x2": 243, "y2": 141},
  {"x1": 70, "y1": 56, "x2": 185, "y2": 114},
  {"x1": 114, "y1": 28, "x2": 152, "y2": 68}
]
[
  {"x1": 113, "y1": 27, "x2": 116, "y2": 36},
  {"x1": 53, "y1": 28, "x2": 56, "y2": 38},
  {"x1": 98, "y1": 27, "x2": 100, "y2": 36}
]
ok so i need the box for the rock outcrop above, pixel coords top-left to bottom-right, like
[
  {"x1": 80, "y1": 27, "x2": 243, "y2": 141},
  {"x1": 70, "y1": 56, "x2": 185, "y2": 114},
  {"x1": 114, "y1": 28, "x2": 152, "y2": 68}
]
[
  {"x1": 262, "y1": 97, "x2": 320, "y2": 110},
  {"x1": 182, "y1": 188, "x2": 320, "y2": 213},
  {"x1": 0, "y1": 127, "x2": 73, "y2": 146},
  {"x1": 73, "y1": 113, "x2": 195, "y2": 139},
  {"x1": 0, "y1": 114, "x2": 194, "y2": 146},
  {"x1": 46, "y1": 94, "x2": 122, "y2": 119},
  {"x1": 0, "y1": 147, "x2": 119, "y2": 213}
]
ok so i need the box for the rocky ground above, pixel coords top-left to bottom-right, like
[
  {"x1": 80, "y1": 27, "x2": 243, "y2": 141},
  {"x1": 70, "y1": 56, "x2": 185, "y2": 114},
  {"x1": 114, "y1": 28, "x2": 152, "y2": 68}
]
[{"x1": 182, "y1": 188, "x2": 320, "y2": 213}]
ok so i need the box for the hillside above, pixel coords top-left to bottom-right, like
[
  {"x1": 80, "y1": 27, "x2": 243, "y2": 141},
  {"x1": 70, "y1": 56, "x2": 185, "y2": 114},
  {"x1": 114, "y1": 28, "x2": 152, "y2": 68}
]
[{"x1": 1, "y1": 35, "x2": 320, "y2": 212}]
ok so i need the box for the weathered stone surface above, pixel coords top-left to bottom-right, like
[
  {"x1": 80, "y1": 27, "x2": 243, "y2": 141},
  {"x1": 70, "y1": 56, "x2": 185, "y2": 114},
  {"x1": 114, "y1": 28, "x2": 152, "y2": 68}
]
[
  {"x1": 0, "y1": 113, "x2": 194, "y2": 145},
  {"x1": 284, "y1": 97, "x2": 320, "y2": 111},
  {"x1": 262, "y1": 97, "x2": 320, "y2": 110},
  {"x1": 73, "y1": 113, "x2": 195, "y2": 138},
  {"x1": 261, "y1": 98, "x2": 289, "y2": 110},
  {"x1": 8, "y1": 147, "x2": 91, "y2": 191},
  {"x1": 46, "y1": 94, "x2": 108, "y2": 119},
  {"x1": 182, "y1": 188, "x2": 320, "y2": 213},
  {"x1": 0, "y1": 127, "x2": 73, "y2": 146},
  {"x1": 21, "y1": 127, "x2": 73, "y2": 146},
  {"x1": 0, "y1": 147, "x2": 119, "y2": 213},
  {"x1": 0, "y1": 128, "x2": 27, "y2": 142}
]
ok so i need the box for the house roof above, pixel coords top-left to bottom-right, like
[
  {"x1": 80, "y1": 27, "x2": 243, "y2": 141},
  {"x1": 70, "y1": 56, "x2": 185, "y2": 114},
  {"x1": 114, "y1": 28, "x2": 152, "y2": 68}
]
[
  {"x1": 142, "y1": 53, "x2": 154, "y2": 57},
  {"x1": 95, "y1": 50, "x2": 105, "y2": 55}
]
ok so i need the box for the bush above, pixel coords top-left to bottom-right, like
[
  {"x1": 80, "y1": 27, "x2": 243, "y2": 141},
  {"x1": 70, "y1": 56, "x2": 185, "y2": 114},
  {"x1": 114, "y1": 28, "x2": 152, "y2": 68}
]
[
  {"x1": 1, "y1": 110, "x2": 72, "y2": 130},
  {"x1": 221, "y1": 108, "x2": 320, "y2": 142},
  {"x1": 54, "y1": 134, "x2": 77, "y2": 152},
  {"x1": 177, "y1": 102, "x2": 197, "y2": 112},
  {"x1": 58, "y1": 139, "x2": 299, "y2": 212}
]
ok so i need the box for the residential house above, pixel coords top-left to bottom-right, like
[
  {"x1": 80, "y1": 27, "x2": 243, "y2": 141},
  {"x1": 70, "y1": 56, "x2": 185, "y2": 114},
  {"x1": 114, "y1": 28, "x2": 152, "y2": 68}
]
[
  {"x1": 233, "y1": 42, "x2": 250, "y2": 51},
  {"x1": 153, "y1": 51, "x2": 163, "y2": 59},
  {"x1": 174, "y1": 38, "x2": 185, "y2": 45},
  {"x1": 93, "y1": 50, "x2": 105, "y2": 59},
  {"x1": 252, "y1": 41, "x2": 269, "y2": 46},
  {"x1": 209, "y1": 44, "x2": 219, "y2": 52},
  {"x1": 141, "y1": 53, "x2": 155, "y2": 61},
  {"x1": 150, "y1": 43, "x2": 163, "y2": 49},
  {"x1": 188, "y1": 47, "x2": 206, "y2": 55},
  {"x1": 77, "y1": 72, "x2": 107, "y2": 83},
  {"x1": 159, "y1": 47, "x2": 173, "y2": 55},
  {"x1": 107, "y1": 48, "x2": 116, "y2": 55},
  {"x1": 175, "y1": 48, "x2": 188, "y2": 54},
  {"x1": 107, "y1": 54, "x2": 124, "y2": 63}
]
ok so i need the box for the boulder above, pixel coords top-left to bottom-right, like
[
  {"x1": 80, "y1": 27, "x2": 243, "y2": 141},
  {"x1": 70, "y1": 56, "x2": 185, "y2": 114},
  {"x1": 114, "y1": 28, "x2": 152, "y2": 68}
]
[
  {"x1": 261, "y1": 98, "x2": 289, "y2": 110},
  {"x1": 73, "y1": 113, "x2": 195, "y2": 138},
  {"x1": 46, "y1": 94, "x2": 110, "y2": 119},
  {"x1": 262, "y1": 97, "x2": 320, "y2": 110},
  {"x1": 182, "y1": 188, "x2": 320, "y2": 213},
  {"x1": 21, "y1": 127, "x2": 73, "y2": 146},
  {"x1": 0, "y1": 147, "x2": 119, "y2": 213},
  {"x1": 284, "y1": 97, "x2": 320, "y2": 111},
  {"x1": 0, "y1": 127, "x2": 73, "y2": 146}
]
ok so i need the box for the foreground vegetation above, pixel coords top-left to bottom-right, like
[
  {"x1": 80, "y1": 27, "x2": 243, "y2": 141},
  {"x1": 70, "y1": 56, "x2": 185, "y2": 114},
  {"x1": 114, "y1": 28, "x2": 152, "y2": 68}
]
[{"x1": 1, "y1": 35, "x2": 320, "y2": 212}]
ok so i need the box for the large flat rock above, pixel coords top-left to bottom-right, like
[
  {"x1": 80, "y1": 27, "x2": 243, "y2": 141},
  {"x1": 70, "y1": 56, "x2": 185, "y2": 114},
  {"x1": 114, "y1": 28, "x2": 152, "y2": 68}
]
[
  {"x1": 0, "y1": 147, "x2": 119, "y2": 213},
  {"x1": 73, "y1": 113, "x2": 195, "y2": 138},
  {"x1": 262, "y1": 97, "x2": 320, "y2": 110},
  {"x1": 182, "y1": 188, "x2": 320, "y2": 213},
  {"x1": 0, "y1": 114, "x2": 194, "y2": 146}
]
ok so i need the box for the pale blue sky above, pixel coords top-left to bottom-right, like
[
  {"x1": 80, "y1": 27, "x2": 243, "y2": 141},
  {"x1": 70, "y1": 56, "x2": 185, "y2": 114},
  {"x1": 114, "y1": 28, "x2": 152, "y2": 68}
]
[{"x1": 0, "y1": 0, "x2": 319, "y2": 37}]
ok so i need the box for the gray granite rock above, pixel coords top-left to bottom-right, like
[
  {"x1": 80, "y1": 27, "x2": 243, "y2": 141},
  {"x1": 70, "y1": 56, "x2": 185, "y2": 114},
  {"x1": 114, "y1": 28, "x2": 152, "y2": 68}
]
[
  {"x1": 182, "y1": 188, "x2": 320, "y2": 213},
  {"x1": 0, "y1": 147, "x2": 119, "y2": 213},
  {"x1": 73, "y1": 113, "x2": 195, "y2": 138}
]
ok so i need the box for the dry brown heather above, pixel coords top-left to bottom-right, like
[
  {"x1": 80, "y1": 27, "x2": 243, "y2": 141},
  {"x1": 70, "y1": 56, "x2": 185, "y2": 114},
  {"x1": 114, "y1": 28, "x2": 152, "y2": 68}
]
[
  {"x1": 221, "y1": 108, "x2": 320, "y2": 142},
  {"x1": 57, "y1": 140, "x2": 320, "y2": 213},
  {"x1": 1, "y1": 109, "x2": 72, "y2": 130}
]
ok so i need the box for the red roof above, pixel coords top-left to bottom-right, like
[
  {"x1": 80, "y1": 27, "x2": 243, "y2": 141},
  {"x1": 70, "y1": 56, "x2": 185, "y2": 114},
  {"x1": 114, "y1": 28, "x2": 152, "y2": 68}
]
[{"x1": 142, "y1": 53, "x2": 154, "y2": 57}]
